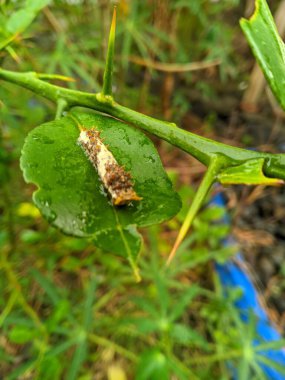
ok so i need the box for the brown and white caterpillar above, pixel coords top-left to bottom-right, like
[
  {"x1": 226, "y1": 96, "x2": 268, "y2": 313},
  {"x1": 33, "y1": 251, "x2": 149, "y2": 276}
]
[{"x1": 78, "y1": 128, "x2": 142, "y2": 206}]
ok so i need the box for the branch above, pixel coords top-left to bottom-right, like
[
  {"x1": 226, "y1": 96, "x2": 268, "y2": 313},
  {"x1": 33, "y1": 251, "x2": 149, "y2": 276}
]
[
  {"x1": 128, "y1": 56, "x2": 221, "y2": 73},
  {"x1": 0, "y1": 67, "x2": 285, "y2": 180}
]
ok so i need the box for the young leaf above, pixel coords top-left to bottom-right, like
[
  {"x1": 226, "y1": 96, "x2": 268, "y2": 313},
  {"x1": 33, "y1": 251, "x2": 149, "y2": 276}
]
[
  {"x1": 218, "y1": 158, "x2": 284, "y2": 185},
  {"x1": 240, "y1": 0, "x2": 285, "y2": 110},
  {"x1": 20, "y1": 111, "x2": 181, "y2": 270}
]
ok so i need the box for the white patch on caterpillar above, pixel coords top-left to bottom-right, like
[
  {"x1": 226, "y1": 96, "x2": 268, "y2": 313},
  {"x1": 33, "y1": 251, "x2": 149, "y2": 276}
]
[{"x1": 78, "y1": 128, "x2": 142, "y2": 206}]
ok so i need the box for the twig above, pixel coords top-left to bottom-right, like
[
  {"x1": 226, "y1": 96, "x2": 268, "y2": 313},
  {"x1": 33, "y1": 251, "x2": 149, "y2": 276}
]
[{"x1": 128, "y1": 56, "x2": 221, "y2": 73}]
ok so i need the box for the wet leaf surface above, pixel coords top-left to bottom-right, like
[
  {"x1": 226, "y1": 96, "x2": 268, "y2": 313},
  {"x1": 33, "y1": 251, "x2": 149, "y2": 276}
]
[{"x1": 20, "y1": 111, "x2": 181, "y2": 263}]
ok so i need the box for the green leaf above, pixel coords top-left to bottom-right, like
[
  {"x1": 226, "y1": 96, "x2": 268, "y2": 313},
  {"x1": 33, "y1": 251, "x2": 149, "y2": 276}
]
[
  {"x1": 256, "y1": 354, "x2": 285, "y2": 376},
  {"x1": 7, "y1": 360, "x2": 35, "y2": 380},
  {"x1": 8, "y1": 326, "x2": 38, "y2": 344},
  {"x1": 135, "y1": 349, "x2": 169, "y2": 380},
  {"x1": 170, "y1": 323, "x2": 208, "y2": 348},
  {"x1": 26, "y1": 0, "x2": 51, "y2": 12},
  {"x1": 218, "y1": 158, "x2": 284, "y2": 185},
  {"x1": 38, "y1": 357, "x2": 62, "y2": 380},
  {"x1": 20, "y1": 111, "x2": 181, "y2": 267},
  {"x1": 46, "y1": 300, "x2": 70, "y2": 333},
  {"x1": 240, "y1": 0, "x2": 285, "y2": 110},
  {"x1": 83, "y1": 275, "x2": 97, "y2": 331},
  {"x1": 255, "y1": 339, "x2": 285, "y2": 351},
  {"x1": 30, "y1": 269, "x2": 61, "y2": 305},
  {"x1": 7, "y1": 10, "x2": 36, "y2": 34},
  {"x1": 6, "y1": 0, "x2": 51, "y2": 34},
  {"x1": 169, "y1": 285, "x2": 200, "y2": 322},
  {"x1": 45, "y1": 338, "x2": 80, "y2": 358},
  {"x1": 20, "y1": 229, "x2": 43, "y2": 244},
  {"x1": 128, "y1": 317, "x2": 160, "y2": 334},
  {"x1": 132, "y1": 297, "x2": 161, "y2": 318},
  {"x1": 66, "y1": 340, "x2": 88, "y2": 380}
]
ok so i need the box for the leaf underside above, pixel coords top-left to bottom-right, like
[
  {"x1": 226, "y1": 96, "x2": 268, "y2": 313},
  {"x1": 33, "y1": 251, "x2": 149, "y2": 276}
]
[{"x1": 20, "y1": 111, "x2": 181, "y2": 262}]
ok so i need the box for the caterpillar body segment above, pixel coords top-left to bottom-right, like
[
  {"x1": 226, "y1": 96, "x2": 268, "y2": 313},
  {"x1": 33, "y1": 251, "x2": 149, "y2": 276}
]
[{"x1": 78, "y1": 128, "x2": 142, "y2": 206}]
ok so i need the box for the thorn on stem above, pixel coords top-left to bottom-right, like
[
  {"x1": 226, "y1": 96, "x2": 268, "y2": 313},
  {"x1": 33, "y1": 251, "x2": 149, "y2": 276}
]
[
  {"x1": 102, "y1": 6, "x2": 117, "y2": 97},
  {"x1": 166, "y1": 239, "x2": 181, "y2": 266}
]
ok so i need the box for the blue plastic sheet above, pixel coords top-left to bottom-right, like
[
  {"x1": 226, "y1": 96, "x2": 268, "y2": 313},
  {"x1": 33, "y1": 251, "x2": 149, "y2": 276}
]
[{"x1": 211, "y1": 191, "x2": 285, "y2": 379}]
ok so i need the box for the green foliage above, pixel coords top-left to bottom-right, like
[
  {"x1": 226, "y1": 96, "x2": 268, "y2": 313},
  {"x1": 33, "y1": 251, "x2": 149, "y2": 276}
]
[
  {"x1": 5, "y1": 0, "x2": 51, "y2": 34},
  {"x1": 218, "y1": 158, "x2": 283, "y2": 185},
  {"x1": 172, "y1": 0, "x2": 240, "y2": 81},
  {"x1": 241, "y1": 0, "x2": 285, "y2": 110},
  {"x1": 21, "y1": 111, "x2": 181, "y2": 273},
  {"x1": 135, "y1": 349, "x2": 169, "y2": 380},
  {"x1": 1, "y1": 206, "x2": 283, "y2": 379},
  {"x1": 1, "y1": 0, "x2": 285, "y2": 379},
  {"x1": 0, "y1": 0, "x2": 51, "y2": 59}
]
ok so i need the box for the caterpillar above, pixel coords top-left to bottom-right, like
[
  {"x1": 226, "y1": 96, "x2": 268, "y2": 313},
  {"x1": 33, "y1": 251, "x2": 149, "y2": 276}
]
[{"x1": 78, "y1": 128, "x2": 142, "y2": 206}]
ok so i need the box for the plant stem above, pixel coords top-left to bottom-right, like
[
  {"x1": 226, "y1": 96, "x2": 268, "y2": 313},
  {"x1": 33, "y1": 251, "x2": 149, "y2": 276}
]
[
  {"x1": 187, "y1": 349, "x2": 243, "y2": 365},
  {"x1": 0, "y1": 68, "x2": 285, "y2": 179},
  {"x1": 55, "y1": 98, "x2": 68, "y2": 119},
  {"x1": 88, "y1": 333, "x2": 137, "y2": 362}
]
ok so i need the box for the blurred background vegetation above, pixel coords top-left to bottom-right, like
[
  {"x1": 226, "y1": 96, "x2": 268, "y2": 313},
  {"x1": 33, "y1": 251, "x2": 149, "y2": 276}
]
[{"x1": 1, "y1": 0, "x2": 285, "y2": 379}]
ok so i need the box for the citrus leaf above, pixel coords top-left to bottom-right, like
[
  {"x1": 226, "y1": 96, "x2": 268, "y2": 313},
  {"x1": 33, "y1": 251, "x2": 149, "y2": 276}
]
[
  {"x1": 20, "y1": 111, "x2": 181, "y2": 265},
  {"x1": 240, "y1": 0, "x2": 285, "y2": 110},
  {"x1": 218, "y1": 158, "x2": 284, "y2": 185}
]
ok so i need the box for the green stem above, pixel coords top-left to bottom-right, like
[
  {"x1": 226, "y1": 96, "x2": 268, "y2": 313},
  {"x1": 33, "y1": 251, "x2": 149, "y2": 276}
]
[
  {"x1": 0, "y1": 68, "x2": 285, "y2": 179},
  {"x1": 112, "y1": 209, "x2": 141, "y2": 282},
  {"x1": 187, "y1": 349, "x2": 243, "y2": 365},
  {"x1": 0, "y1": 291, "x2": 17, "y2": 327},
  {"x1": 88, "y1": 333, "x2": 137, "y2": 362},
  {"x1": 55, "y1": 98, "x2": 68, "y2": 119}
]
